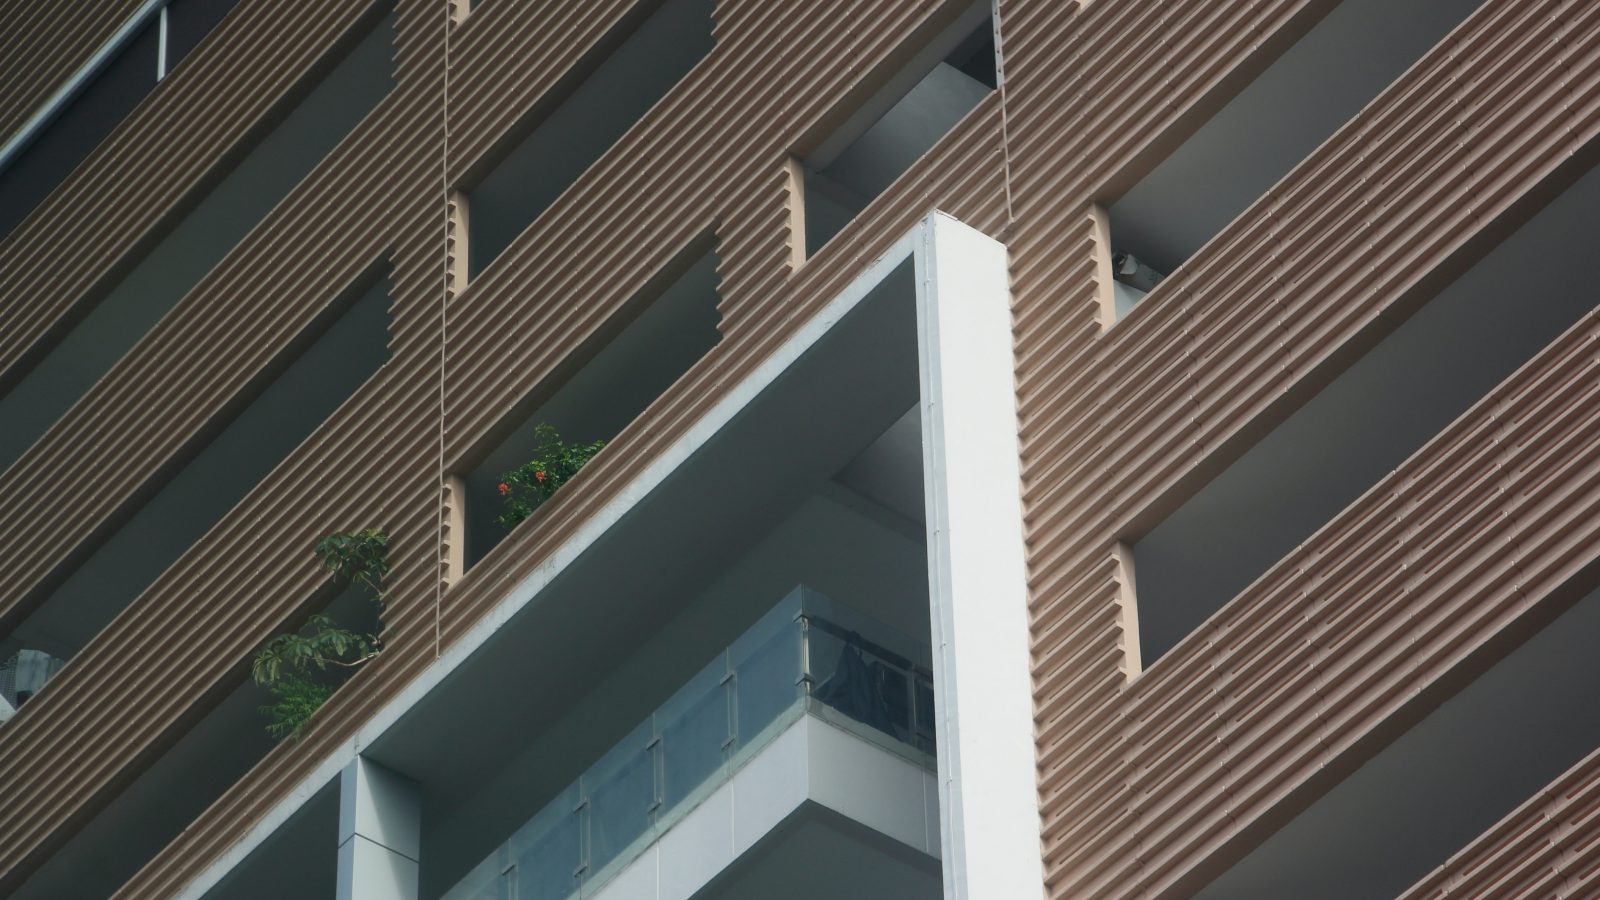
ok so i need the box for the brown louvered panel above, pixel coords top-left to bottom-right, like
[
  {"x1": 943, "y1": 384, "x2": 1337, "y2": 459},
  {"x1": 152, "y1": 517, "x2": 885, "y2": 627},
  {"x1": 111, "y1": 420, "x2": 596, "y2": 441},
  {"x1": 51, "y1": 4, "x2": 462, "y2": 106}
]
[
  {"x1": 0, "y1": 94, "x2": 417, "y2": 634},
  {"x1": 1051, "y1": 329, "x2": 1600, "y2": 898},
  {"x1": 1018, "y1": 0, "x2": 1592, "y2": 590},
  {"x1": 447, "y1": 0, "x2": 643, "y2": 182},
  {"x1": 96, "y1": 0, "x2": 1006, "y2": 895},
  {"x1": 0, "y1": 0, "x2": 381, "y2": 383},
  {"x1": 1400, "y1": 747, "x2": 1600, "y2": 898},
  {"x1": 1008, "y1": 0, "x2": 1600, "y2": 895},
  {"x1": 0, "y1": 2, "x2": 442, "y2": 891},
  {"x1": 0, "y1": 0, "x2": 1592, "y2": 894}
]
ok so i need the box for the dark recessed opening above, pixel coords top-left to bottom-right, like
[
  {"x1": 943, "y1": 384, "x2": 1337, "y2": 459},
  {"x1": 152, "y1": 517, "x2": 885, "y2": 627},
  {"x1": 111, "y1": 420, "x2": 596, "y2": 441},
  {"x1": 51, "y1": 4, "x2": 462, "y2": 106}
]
[
  {"x1": 459, "y1": 240, "x2": 722, "y2": 568},
  {"x1": 0, "y1": 270, "x2": 393, "y2": 668},
  {"x1": 0, "y1": 0, "x2": 247, "y2": 241},
  {"x1": 463, "y1": 0, "x2": 714, "y2": 280},
  {"x1": 798, "y1": 5, "x2": 994, "y2": 257},
  {"x1": 1102, "y1": 0, "x2": 1487, "y2": 319},
  {"x1": 1131, "y1": 156, "x2": 1600, "y2": 665},
  {"x1": 0, "y1": 12, "x2": 396, "y2": 475}
]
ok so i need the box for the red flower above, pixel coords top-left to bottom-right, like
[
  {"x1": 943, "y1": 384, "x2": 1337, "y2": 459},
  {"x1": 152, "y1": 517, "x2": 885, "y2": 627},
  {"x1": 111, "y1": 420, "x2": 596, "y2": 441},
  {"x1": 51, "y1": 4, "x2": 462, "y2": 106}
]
[
  {"x1": 534, "y1": 471, "x2": 548, "y2": 484},
  {"x1": 497, "y1": 482, "x2": 510, "y2": 494}
]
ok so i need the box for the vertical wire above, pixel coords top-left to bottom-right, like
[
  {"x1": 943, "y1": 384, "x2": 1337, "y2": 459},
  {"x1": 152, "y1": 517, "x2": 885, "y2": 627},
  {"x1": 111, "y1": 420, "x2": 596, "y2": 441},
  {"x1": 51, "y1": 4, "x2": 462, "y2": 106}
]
[
  {"x1": 436, "y1": 0, "x2": 452, "y2": 660},
  {"x1": 992, "y1": 0, "x2": 1016, "y2": 236}
]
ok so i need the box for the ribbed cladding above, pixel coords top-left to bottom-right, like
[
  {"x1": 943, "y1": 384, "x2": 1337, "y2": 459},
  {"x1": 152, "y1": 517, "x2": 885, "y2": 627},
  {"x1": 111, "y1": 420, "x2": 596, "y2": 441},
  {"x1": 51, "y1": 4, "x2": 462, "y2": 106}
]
[
  {"x1": 1008, "y1": 0, "x2": 1600, "y2": 893},
  {"x1": 0, "y1": 75, "x2": 419, "y2": 635},
  {"x1": 0, "y1": 0, "x2": 1585, "y2": 897},
  {"x1": 0, "y1": 0, "x2": 379, "y2": 386},
  {"x1": 0, "y1": 0, "x2": 143, "y2": 142},
  {"x1": 439, "y1": 0, "x2": 948, "y2": 456},
  {"x1": 0, "y1": 0, "x2": 444, "y2": 894},
  {"x1": 104, "y1": 0, "x2": 1003, "y2": 896},
  {"x1": 1058, "y1": 315, "x2": 1600, "y2": 898},
  {"x1": 1398, "y1": 744, "x2": 1600, "y2": 898},
  {"x1": 446, "y1": 0, "x2": 643, "y2": 183}
]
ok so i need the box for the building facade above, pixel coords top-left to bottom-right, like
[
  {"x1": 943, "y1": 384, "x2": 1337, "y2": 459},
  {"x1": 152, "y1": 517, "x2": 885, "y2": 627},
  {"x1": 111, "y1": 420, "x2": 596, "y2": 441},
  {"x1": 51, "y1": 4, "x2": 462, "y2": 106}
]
[{"x1": 0, "y1": 0, "x2": 1597, "y2": 897}]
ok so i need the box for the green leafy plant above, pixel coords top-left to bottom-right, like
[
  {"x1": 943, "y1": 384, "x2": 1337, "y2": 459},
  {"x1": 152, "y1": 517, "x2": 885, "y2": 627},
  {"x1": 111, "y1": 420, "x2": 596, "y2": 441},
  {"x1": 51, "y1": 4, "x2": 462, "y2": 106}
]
[
  {"x1": 313, "y1": 527, "x2": 389, "y2": 598},
  {"x1": 253, "y1": 530, "x2": 387, "y2": 740},
  {"x1": 496, "y1": 424, "x2": 606, "y2": 529}
]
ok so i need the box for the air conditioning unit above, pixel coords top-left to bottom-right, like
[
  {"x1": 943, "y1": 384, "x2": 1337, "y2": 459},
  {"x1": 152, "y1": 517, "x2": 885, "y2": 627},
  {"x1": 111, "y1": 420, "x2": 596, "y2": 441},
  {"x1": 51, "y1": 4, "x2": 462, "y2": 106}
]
[{"x1": 1112, "y1": 251, "x2": 1166, "y2": 292}]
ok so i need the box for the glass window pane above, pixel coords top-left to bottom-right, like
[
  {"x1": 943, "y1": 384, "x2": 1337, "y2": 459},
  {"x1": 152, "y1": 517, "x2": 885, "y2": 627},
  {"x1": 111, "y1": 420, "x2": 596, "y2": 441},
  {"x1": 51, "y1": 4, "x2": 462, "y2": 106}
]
[
  {"x1": 657, "y1": 660, "x2": 729, "y2": 809},
  {"x1": 873, "y1": 660, "x2": 911, "y2": 741},
  {"x1": 504, "y1": 782, "x2": 581, "y2": 900},
  {"x1": 731, "y1": 617, "x2": 799, "y2": 747},
  {"x1": 914, "y1": 676, "x2": 937, "y2": 754},
  {"x1": 811, "y1": 624, "x2": 908, "y2": 742},
  {"x1": 583, "y1": 723, "x2": 655, "y2": 876},
  {"x1": 510, "y1": 817, "x2": 580, "y2": 900}
]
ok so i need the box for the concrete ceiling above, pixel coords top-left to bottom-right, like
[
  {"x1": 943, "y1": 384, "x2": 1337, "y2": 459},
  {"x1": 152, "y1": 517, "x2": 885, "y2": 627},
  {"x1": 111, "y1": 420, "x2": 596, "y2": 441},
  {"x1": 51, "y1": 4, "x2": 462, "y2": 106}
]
[{"x1": 833, "y1": 404, "x2": 925, "y2": 528}]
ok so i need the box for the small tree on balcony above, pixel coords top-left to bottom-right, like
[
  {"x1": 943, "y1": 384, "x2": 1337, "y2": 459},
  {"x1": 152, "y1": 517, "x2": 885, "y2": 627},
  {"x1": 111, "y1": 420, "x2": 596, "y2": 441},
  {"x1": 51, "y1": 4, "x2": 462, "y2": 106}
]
[
  {"x1": 496, "y1": 424, "x2": 606, "y2": 529},
  {"x1": 253, "y1": 528, "x2": 388, "y2": 740}
]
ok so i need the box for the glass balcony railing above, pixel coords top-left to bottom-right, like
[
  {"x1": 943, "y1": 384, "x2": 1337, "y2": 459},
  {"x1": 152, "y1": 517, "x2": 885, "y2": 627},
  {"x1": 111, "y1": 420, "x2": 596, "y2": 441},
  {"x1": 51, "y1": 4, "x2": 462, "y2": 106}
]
[{"x1": 444, "y1": 585, "x2": 936, "y2": 900}]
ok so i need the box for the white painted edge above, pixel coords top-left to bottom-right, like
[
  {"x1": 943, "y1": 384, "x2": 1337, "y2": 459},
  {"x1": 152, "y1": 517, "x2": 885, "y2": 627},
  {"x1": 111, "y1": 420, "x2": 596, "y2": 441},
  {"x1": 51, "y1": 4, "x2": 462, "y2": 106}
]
[
  {"x1": 0, "y1": 0, "x2": 169, "y2": 173},
  {"x1": 915, "y1": 213, "x2": 1043, "y2": 900},
  {"x1": 174, "y1": 218, "x2": 931, "y2": 899}
]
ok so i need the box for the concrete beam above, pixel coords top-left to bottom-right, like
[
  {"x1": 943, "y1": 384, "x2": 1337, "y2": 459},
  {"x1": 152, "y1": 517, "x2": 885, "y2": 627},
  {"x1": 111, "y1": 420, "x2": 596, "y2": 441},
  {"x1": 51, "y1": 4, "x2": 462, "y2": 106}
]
[{"x1": 338, "y1": 756, "x2": 421, "y2": 900}]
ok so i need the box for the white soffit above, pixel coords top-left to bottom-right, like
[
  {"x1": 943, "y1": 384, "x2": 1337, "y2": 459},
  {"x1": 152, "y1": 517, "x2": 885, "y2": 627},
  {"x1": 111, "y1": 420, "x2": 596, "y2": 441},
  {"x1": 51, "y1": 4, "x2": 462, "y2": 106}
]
[
  {"x1": 915, "y1": 213, "x2": 1042, "y2": 900},
  {"x1": 178, "y1": 212, "x2": 1038, "y2": 900}
]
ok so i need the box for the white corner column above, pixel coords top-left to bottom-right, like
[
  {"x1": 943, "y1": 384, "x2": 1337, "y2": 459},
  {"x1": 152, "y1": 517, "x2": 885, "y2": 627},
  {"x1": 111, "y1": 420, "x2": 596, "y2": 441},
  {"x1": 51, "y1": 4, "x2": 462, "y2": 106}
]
[
  {"x1": 338, "y1": 755, "x2": 422, "y2": 900},
  {"x1": 914, "y1": 211, "x2": 1044, "y2": 900}
]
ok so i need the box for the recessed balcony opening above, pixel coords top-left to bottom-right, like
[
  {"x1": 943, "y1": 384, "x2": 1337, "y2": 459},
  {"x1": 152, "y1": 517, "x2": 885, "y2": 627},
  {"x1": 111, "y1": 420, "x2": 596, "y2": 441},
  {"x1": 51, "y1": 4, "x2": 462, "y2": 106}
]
[
  {"x1": 1196, "y1": 577, "x2": 1600, "y2": 899},
  {"x1": 797, "y1": 3, "x2": 994, "y2": 258},
  {"x1": 462, "y1": 0, "x2": 714, "y2": 280},
  {"x1": 1100, "y1": 0, "x2": 1485, "y2": 319},
  {"x1": 378, "y1": 262, "x2": 941, "y2": 900},
  {"x1": 1129, "y1": 153, "x2": 1600, "y2": 665},
  {"x1": 7, "y1": 575, "x2": 372, "y2": 899},
  {"x1": 0, "y1": 271, "x2": 392, "y2": 675},
  {"x1": 0, "y1": 0, "x2": 245, "y2": 240},
  {"x1": 458, "y1": 241, "x2": 721, "y2": 569},
  {"x1": 0, "y1": 11, "x2": 395, "y2": 474},
  {"x1": 179, "y1": 216, "x2": 1023, "y2": 900}
]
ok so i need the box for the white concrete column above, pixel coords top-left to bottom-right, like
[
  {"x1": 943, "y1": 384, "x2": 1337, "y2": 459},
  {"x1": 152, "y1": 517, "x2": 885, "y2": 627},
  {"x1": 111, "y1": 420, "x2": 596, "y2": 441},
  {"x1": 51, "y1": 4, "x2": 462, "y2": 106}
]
[
  {"x1": 337, "y1": 755, "x2": 422, "y2": 900},
  {"x1": 914, "y1": 212, "x2": 1044, "y2": 900}
]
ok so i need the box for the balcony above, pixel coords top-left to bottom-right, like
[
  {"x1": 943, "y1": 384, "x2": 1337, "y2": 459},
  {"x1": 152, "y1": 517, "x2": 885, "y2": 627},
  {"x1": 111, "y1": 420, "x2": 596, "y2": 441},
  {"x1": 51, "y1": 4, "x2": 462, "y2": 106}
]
[
  {"x1": 445, "y1": 586, "x2": 940, "y2": 900},
  {"x1": 179, "y1": 214, "x2": 1034, "y2": 900},
  {"x1": 1100, "y1": 0, "x2": 1485, "y2": 320}
]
